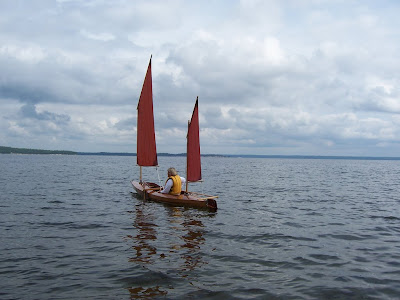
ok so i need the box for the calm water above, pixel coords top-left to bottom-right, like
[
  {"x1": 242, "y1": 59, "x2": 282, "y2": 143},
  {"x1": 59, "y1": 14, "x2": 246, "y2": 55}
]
[{"x1": 1, "y1": 154, "x2": 400, "y2": 299}]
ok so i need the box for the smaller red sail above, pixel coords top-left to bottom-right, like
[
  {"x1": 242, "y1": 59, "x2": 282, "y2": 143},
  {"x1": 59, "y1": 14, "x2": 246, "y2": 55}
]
[
  {"x1": 137, "y1": 57, "x2": 158, "y2": 166},
  {"x1": 187, "y1": 97, "x2": 201, "y2": 182}
]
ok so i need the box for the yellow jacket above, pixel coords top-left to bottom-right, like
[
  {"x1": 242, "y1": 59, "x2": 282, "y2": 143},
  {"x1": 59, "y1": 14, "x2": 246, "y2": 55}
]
[{"x1": 167, "y1": 175, "x2": 182, "y2": 195}]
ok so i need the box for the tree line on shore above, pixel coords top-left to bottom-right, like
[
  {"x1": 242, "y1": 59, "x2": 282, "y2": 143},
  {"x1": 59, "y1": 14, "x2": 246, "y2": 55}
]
[{"x1": 0, "y1": 146, "x2": 76, "y2": 155}]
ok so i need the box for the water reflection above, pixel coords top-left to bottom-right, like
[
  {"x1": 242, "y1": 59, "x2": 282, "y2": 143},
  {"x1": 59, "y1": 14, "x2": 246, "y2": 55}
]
[
  {"x1": 127, "y1": 204, "x2": 157, "y2": 265},
  {"x1": 127, "y1": 286, "x2": 168, "y2": 299},
  {"x1": 169, "y1": 208, "x2": 206, "y2": 276},
  {"x1": 126, "y1": 200, "x2": 211, "y2": 298}
]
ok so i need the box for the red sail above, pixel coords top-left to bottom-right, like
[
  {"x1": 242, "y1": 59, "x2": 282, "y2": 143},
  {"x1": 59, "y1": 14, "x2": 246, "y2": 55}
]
[
  {"x1": 187, "y1": 97, "x2": 202, "y2": 182},
  {"x1": 137, "y1": 57, "x2": 158, "y2": 166}
]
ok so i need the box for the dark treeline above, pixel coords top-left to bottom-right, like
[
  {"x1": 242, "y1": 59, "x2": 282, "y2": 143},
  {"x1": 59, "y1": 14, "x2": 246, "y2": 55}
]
[{"x1": 0, "y1": 146, "x2": 76, "y2": 155}]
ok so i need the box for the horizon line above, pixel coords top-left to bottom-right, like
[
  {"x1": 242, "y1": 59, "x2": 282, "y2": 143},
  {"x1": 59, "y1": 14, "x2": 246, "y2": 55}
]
[{"x1": 1, "y1": 146, "x2": 400, "y2": 160}]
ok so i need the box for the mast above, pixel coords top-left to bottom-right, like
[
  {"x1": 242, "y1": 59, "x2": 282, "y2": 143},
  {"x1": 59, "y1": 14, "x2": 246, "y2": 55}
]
[
  {"x1": 186, "y1": 97, "x2": 202, "y2": 192},
  {"x1": 137, "y1": 55, "x2": 158, "y2": 175},
  {"x1": 185, "y1": 119, "x2": 190, "y2": 192}
]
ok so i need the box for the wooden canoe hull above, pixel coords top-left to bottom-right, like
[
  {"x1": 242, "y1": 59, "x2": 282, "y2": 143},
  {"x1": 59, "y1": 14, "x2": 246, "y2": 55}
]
[{"x1": 131, "y1": 180, "x2": 217, "y2": 210}]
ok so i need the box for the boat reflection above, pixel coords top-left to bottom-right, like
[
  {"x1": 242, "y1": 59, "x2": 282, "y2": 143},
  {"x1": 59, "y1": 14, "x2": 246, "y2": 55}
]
[
  {"x1": 127, "y1": 286, "x2": 168, "y2": 299},
  {"x1": 168, "y1": 207, "x2": 206, "y2": 276},
  {"x1": 126, "y1": 200, "x2": 211, "y2": 298},
  {"x1": 127, "y1": 204, "x2": 157, "y2": 265}
]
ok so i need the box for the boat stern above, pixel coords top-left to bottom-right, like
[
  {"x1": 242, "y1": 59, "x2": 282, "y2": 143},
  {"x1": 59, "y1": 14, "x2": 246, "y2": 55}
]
[{"x1": 207, "y1": 198, "x2": 218, "y2": 210}]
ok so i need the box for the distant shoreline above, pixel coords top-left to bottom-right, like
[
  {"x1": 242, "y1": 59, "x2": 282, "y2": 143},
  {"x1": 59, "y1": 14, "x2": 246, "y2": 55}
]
[
  {"x1": 1, "y1": 145, "x2": 399, "y2": 160},
  {"x1": 0, "y1": 146, "x2": 76, "y2": 155}
]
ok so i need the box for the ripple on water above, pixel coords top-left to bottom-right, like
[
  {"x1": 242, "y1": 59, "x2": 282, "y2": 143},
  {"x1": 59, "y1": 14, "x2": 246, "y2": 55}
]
[{"x1": 1, "y1": 156, "x2": 400, "y2": 299}]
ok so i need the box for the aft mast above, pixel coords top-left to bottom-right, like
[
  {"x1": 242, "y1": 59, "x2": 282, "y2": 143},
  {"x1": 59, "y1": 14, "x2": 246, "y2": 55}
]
[{"x1": 136, "y1": 56, "x2": 158, "y2": 182}]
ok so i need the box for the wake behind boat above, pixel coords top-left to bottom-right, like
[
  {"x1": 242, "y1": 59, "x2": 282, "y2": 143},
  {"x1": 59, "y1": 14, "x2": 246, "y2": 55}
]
[{"x1": 131, "y1": 56, "x2": 218, "y2": 210}]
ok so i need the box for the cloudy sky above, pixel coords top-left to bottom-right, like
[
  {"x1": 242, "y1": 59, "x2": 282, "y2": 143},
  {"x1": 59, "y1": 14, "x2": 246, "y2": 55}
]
[{"x1": 1, "y1": 0, "x2": 399, "y2": 156}]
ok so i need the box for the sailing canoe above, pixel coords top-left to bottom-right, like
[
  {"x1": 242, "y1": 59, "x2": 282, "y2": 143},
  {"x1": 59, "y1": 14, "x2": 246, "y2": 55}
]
[
  {"x1": 131, "y1": 181, "x2": 218, "y2": 210},
  {"x1": 131, "y1": 56, "x2": 218, "y2": 210}
]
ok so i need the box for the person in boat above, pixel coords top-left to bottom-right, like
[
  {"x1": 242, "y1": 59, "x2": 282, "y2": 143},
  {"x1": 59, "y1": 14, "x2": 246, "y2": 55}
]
[{"x1": 160, "y1": 167, "x2": 186, "y2": 195}]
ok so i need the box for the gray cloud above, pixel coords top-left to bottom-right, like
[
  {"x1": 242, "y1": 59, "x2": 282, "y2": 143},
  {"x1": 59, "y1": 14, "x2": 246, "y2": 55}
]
[
  {"x1": 20, "y1": 103, "x2": 70, "y2": 124},
  {"x1": 1, "y1": 0, "x2": 400, "y2": 155}
]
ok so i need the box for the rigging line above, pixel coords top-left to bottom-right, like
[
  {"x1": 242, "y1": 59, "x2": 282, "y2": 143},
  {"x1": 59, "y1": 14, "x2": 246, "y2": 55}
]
[{"x1": 156, "y1": 166, "x2": 162, "y2": 186}]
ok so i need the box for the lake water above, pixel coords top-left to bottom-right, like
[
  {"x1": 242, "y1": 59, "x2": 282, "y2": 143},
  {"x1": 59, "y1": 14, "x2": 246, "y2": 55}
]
[{"x1": 1, "y1": 154, "x2": 400, "y2": 299}]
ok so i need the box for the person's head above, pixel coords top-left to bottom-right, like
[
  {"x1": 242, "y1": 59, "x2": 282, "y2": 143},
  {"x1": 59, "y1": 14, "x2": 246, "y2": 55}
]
[{"x1": 167, "y1": 167, "x2": 177, "y2": 176}]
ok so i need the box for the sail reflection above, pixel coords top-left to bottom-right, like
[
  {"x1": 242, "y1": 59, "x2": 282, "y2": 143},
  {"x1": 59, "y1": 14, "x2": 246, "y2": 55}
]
[
  {"x1": 126, "y1": 201, "x2": 210, "y2": 298},
  {"x1": 168, "y1": 207, "x2": 206, "y2": 276},
  {"x1": 127, "y1": 286, "x2": 168, "y2": 299},
  {"x1": 127, "y1": 204, "x2": 157, "y2": 265}
]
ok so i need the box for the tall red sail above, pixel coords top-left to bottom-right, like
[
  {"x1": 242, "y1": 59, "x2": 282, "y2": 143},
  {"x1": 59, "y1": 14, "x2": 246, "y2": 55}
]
[
  {"x1": 187, "y1": 97, "x2": 201, "y2": 182},
  {"x1": 137, "y1": 57, "x2": 158, "y2": 166}
]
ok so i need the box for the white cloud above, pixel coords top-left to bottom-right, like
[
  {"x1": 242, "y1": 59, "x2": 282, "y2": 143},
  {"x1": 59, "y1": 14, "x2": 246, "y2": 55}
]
[
  {"x1": 0, "y1": 44, "x2": 47, "y2": 63},
  {"x1": 80, "y1": 30, "x2": 115, "y2": 42}
]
